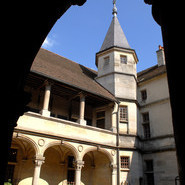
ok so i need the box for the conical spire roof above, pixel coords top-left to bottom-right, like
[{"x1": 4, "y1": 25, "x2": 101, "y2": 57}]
[{"x1": 100, "y1": 5, "x2": 131, "y2": 52}]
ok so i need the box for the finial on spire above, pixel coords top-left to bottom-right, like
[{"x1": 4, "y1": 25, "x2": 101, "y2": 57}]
[{"x1": 112, "y1": 0, "x2": 117, "y2": 17}]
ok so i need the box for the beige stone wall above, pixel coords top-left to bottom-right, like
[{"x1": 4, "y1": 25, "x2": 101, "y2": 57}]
[
  {"x1": 96, "y1": 48, "x2": 137, "y2": 100},
  {"x1": 119, "y1": 151, "x2": 143, "y2": 185},
  {"x1": 138, "y1": 74, "x2": 169, "y2": 106},
  {"x1": 140, "y1": 100, "x2": 173, "y2": 138},
  {"x1": 97, "y1": 51, "x2": 114, "y2": 77},
  {"x1": 97, "y1": 48, "x2": 137, "y2": 78},
  {"x1": 119, "y1": 101, "x2": 137, "y2": 135},
  {"x1": 17, "y1": 113, "x2": 117, "y2": 147},
  {"x1": 138, "y1": 74, "x2": 174, "y2": 139},
  {"x1": 143, "y1": 151, "x2": 178, "y2": 185},
  {"x1": 138, "y1": 73, "x2": 178, "y2": 185},
  {"x1": 114, "y1": 50, "x2": 137, "y2": 76}
]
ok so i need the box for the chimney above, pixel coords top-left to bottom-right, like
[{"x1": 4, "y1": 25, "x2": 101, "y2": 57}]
[{"x1": 156, "y1": 45, "x2": 165, "y2": 66}]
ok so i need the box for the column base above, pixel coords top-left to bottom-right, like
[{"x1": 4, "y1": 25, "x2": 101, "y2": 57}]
[
  {"x1": 40, "y1": 109, "x2": 50, "y2": 117},
  {"x1": 77, "y1": 119, "x2": 87, "y2": 126}
]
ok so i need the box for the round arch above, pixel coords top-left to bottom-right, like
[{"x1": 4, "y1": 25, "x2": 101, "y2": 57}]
[
  {"x1": 81, "y1": 146, "x2": 114, "y2": 163},
  {"x1": 13, "y1": 133, "x2": 39, "y2": 155},
  {"x1": 42, "y1": 140, "x2": 80, "y2": 160},
  {"x1": 81, "y1": 146, "x2": 113, "y2": 185}
]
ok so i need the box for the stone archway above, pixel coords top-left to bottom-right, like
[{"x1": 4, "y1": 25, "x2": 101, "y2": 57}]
[
  {"x1": 6, "y1": 137, "x2": 37, "y2": 185},
  {"x1": 82, "y1": 150, "x2": 112, "y2": 185},
  {"x1": 41, "y1": 143, "x2": 78, "y2": 185}
]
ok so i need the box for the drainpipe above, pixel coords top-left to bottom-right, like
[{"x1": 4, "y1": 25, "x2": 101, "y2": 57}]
[{"x1": 116, "y1": 101, "x2": 120, "y2": 185}]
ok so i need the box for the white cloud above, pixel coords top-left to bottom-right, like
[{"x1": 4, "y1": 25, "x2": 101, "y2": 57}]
[{"x1": 42, "y1": 37, "x2": 55, "y2": 49}]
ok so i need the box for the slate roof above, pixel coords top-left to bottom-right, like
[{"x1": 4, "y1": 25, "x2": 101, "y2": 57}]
[
  {"x1": 100, "y1": 16, "x2": 131, "y2": 52},
  {"x1": 137, "y1": 65, "x2": 166, "y2": 83},
  {"x1": 31, "y1": 48, "x2": 117, "y2": 102}
]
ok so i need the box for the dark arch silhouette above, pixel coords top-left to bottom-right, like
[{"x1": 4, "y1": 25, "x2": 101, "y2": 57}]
[
  {"x1": 145, "y1": 1, "x2": 185, "y2": 184},
  {"x1": 1, "y1": 1, "x2": 86, "y2": 183}
]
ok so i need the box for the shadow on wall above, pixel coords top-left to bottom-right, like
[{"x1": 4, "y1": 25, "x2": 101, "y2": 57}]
[{"x1": 120, "y1": 151, "x2": 143, "y2": 185}]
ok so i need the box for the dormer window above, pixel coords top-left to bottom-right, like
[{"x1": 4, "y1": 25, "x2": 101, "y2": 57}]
[{"x1": 120, "y1": 55, "x2": 127, "y2": 64}]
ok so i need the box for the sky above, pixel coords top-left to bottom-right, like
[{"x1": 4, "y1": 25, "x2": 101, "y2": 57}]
[{"x1": 42, "y1": 0, "x2": 163, "y2": 72}]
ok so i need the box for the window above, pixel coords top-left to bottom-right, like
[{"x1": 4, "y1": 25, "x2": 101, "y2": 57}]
[
  {"x1": 143, "y1": 124, "x2": 151, "y2": 139},
  {"x1": 120, "y1": 156, "x2": 129, "y2": 169},
  {"x1": 120, "y1": 106, "x2": 128, "y2": 122},
  {"x1": 142, "y1": 112, "x2": 151, "y2": 139},
  {"x1": 145, "y1": 160, "x2": 155, "y2": 185},
  {"x1": 142, "y1": 112, "x2": 149, "y2": 123},
  {"x1": 104, "y1": 56, "x2": 109, "y2": 64},
  {"x1": 145, "y1": 174, "x2": 155, "y2": 185},
  {"x1": 120, "y1": 55, "x2": 127, "y2": 64},
  {"x1": 141, "y1": 89, "x2": 147, "y2": 101},
  {"x1": 68, "y1": 156, "x2": 74, "y2": 168},
  {"x1": 67, "y1": 156, "x2": 75, "y2": 185},
  {"x1": 145, "y1": 160, "x2": 154, "y2": 172},
  {"x1": 96, "y1": 111, "x2": 105, "y2": 129}
]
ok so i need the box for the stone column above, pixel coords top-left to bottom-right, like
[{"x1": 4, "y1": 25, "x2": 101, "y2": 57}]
[
  {"x1": 77, "y1": 93, "x2": 86, "y2": 125},
  {"x1": 111, "y1": 163, "x2": 117, "y2": 185},
  {"x1": 41, "y1": 82, "x2": 51, "y2": 117},
  {"x1": 74, "y1": 160, "x2": 84, "y2": 185},
  {"x1": 32, "y1": 155, "x2": 45, "y2": 185}
]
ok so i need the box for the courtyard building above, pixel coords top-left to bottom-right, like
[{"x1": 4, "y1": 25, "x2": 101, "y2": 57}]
[{"x1": 6, "y1": 2, "x2": 178, "y2": 185}]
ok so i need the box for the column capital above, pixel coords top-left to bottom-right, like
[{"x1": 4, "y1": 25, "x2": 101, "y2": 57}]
[
  {"x1": 44, "y1": 80, "x2": 54, "y2": 87},
  {"x1": 74, "y1": 160, "x2": 84, "y2": 171},
  {"x1": 33, "y1": 155, "x2": 45, "y2": 167},
  {"x1": 78, "y1": 92, "x2": 86, "y2": 100},
  {"x1": 110, "y1": 163, "x2": 117, "y2": 173}
]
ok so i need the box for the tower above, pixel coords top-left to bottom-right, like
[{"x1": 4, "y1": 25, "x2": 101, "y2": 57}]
[
  {"x1": 96, "y1": 1, "x2": 138, "y2": 101},
  {"x1": 95, "y1": 3, "x2": 142, "y2": 184}
]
